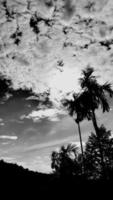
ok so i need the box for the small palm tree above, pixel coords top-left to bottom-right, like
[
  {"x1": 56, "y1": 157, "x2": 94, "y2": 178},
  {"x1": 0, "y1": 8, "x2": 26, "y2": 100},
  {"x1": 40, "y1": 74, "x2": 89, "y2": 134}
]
[
  {"x1": 62, "y1": 93, "x2": 85, "y2": 172},
  {"x1": 51, "y1": 144, "x2": 80, "y2": 176}
]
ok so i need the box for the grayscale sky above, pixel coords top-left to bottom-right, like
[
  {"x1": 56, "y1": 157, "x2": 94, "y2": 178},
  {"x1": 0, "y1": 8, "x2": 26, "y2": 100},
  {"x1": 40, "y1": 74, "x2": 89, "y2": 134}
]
[{"x1": 0, "y1": 0, "x2": 113, "y2": 173}]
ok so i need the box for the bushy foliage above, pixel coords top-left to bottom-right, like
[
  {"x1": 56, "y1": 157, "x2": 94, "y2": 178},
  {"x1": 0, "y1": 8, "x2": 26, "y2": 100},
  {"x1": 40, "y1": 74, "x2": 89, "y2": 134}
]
[
  {"x1": 84, "y1": 125, "x2": 113, "y2": 179},
  {"x1": 51, "y1": 144, "x2": 82, "y2": 177},
  {"x1": 51, "y1": 125, "x2": 113, "y2": 180}
]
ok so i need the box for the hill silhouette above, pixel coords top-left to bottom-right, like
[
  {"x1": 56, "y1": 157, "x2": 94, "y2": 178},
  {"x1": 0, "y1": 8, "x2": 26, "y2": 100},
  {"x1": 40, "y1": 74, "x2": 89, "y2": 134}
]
[
  {"x1": 0, "y1": 159, "x2": 53, "y2": 187},
  {"x1": 0, "y1": 159, "x2": 113, "y2": 199}
]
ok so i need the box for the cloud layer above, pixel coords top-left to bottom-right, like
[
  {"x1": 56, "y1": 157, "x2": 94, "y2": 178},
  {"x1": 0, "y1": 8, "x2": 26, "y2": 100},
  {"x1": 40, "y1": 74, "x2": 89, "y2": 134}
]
[{"x1": 0, "y1": 0, "x2": 113, "y2": 105}]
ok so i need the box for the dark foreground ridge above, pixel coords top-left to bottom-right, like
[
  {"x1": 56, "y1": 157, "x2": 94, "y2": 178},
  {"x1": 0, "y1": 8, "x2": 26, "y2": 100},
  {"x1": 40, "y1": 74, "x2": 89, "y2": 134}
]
[{"x1": 0, "y1": 160, "x2": 113, "y2": 198}]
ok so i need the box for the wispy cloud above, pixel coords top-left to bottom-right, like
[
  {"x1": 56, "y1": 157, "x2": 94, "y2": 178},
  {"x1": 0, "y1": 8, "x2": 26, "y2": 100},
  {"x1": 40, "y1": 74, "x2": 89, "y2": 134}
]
[
  {"x1": 23, "y1": 135, "x2": 78, "y2": 152},
  {"x1": 0, "y1": 135, "x2": 18, "y2": 140}
]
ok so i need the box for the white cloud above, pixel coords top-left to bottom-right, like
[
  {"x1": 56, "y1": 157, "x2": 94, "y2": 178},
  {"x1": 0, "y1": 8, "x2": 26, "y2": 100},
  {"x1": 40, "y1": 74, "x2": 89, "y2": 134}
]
[
  {"x1": 0, "y1": 157, "x2": 16, "y2": 162},
  {"x1": 21, "y1": 108, "x2": 66, "y2": 122},
  {"x1": 0, "y1": 135, "x2": 18, "y2": 140}
]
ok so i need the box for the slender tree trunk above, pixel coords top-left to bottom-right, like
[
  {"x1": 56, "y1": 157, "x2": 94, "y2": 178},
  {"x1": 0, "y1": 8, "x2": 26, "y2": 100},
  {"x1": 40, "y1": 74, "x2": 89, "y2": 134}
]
[
  {"x1": 75, "y1": 120, "x2": 85, "y2": 174},
  {"x1": 92, "y1": 110, "x2": 99, "y2": 134},
  {"x1": 91, "y1": 110, "x2": 105, "y2": 178},
  {"x1": 77, "y1": 122, "x2": 84, "y2": 159}
]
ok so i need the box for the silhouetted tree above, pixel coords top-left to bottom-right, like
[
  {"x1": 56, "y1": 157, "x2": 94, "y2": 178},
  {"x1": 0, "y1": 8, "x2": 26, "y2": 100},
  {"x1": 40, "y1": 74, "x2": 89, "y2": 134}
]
[
  {"x1": 79, "y1": 66, "x2": 113, "y2": 134},
  {"x1": 84, "y1": 125, "x2": 113, "y2": 179},
  {"x1": 51, "y1": 144, "x2": 81, "y2": 177},
  {"x1": 79, "y1": 66, "x2": 113, "y2": 173}
]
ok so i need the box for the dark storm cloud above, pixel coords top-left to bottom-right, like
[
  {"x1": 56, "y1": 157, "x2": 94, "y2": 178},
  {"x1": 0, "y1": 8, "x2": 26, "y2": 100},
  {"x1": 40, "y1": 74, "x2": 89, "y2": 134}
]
[
  {"x1": 10, "y1": 88, "x2": 33, "y2": 99},
  {"x1": 0, "y1": 74, "x2": 34, "y2": 103},
  {"x1": 0, "y1": 76, "x2": 52, "y2": 109}
]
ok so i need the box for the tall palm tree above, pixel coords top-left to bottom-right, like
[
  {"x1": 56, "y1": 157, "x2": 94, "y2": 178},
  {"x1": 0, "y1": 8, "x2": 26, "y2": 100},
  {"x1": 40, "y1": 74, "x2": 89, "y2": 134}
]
[
  {"x1": 79, "y1": 66, "x2": 113, "y2": 175},
  {"x1": 79, "y1": 66, "x2": 113, "y2": 136},
  {"x1": 62, "y1": 93, "x2": 85, "y2": 172}
]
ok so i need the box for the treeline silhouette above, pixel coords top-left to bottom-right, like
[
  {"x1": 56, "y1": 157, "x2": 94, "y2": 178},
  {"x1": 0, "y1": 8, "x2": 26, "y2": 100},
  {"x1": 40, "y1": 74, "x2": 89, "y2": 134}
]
[{"x1": 51, "y1": 125, "x2": 113, "y2": 180}]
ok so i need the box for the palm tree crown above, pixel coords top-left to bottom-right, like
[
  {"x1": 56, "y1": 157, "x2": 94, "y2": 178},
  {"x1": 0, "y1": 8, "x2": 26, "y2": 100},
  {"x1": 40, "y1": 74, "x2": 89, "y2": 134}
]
[
  {"x1": 62, "y1": 93, "x2": 87, "y2": 123},
  {"x1": 79, "y1": 66, "x2": 113, "y2": 114}
]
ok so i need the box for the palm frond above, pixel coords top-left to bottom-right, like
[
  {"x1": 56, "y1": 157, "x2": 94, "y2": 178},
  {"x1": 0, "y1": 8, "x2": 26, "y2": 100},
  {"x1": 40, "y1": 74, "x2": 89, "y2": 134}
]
[
  {"x1": 62, "y1": 93, "x2": 79, "y2": 117},
  {"x1": 99, "y1": 94, "x2": 110, "y2": 112},
  {"x1": 66, "y1": 144, "x2": 78, "y2": 152},
  {"x1": 82, "y1": 66, "x2": 94, "y2": 77},
  {"x1": 102, "y1": 82, "x2": 113, "y2": 97},
  {"x1": 63, "y1": 66, "x2": 113, "y2": 125}
]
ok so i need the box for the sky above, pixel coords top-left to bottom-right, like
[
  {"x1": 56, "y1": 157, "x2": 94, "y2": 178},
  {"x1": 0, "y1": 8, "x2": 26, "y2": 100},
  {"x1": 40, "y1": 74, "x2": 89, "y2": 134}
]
[{"x1": 0, "y1": 0, "x2": 113, "y2": 173}]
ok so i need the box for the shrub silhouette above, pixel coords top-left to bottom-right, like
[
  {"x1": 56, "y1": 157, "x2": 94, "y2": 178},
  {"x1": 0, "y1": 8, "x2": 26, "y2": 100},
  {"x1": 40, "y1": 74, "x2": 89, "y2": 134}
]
[
  {"x1": 51, "y1": 125, "x2": 113, "y2": 181},
  {"x1": 84, "y1": 125, "x2": 113, "y2": 179},
  {"x1": 51, "y1": 144, "x2": 82, "y2": 177}
]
